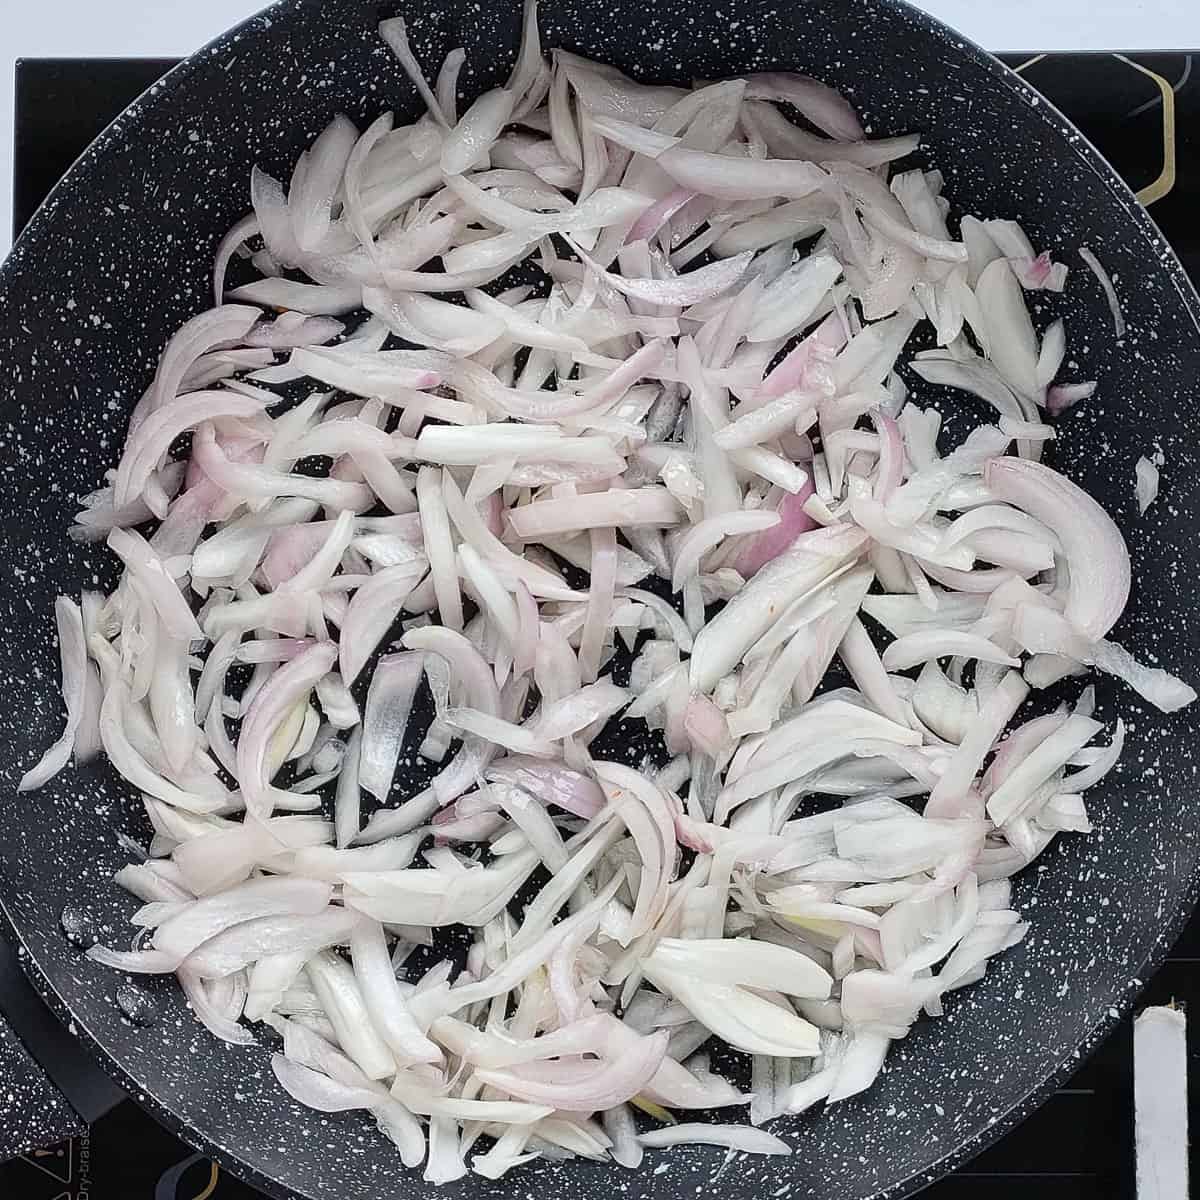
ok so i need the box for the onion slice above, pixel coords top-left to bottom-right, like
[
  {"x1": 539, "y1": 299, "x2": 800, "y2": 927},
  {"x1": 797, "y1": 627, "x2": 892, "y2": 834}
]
[{"x1": 984, "y1": 456, "x2": 1130, "y2": 641}]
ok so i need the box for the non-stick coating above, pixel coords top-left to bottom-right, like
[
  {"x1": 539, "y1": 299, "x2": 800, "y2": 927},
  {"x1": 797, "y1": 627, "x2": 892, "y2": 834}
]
[{"x1": 2, "y1": 1, "x2": 1200, "y2": 1198}]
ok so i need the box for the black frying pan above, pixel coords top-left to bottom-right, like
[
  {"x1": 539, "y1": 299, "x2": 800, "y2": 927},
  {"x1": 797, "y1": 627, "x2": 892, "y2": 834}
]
[{"x1": 2, "y1": 2, "x2": 1200, "y2": 1198}]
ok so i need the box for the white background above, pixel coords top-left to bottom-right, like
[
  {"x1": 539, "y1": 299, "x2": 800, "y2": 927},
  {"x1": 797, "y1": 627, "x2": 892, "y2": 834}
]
[{"x1": 4, "y1": 0, "x2": 1200, "y2": 253}]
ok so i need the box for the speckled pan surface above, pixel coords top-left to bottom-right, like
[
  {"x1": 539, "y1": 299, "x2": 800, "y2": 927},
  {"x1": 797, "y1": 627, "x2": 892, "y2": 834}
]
[{"x1": 1, "y1": 1, "x2": 1199, "y2": 1198}]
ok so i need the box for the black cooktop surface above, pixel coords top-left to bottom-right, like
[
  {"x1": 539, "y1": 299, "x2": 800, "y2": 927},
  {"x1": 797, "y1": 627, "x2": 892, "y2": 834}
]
[{"x1": 2, "y1": 49, "x2": 1198, "y2": 1200}]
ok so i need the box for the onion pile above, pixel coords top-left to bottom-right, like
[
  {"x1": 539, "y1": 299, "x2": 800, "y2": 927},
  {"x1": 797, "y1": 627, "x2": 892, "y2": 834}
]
[{"x1": 22, "y1": 2, "x2": 1196, "y2": 1179}]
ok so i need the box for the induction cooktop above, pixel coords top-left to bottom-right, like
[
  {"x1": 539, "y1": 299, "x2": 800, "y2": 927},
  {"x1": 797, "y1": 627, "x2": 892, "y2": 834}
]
[{"x1": 1, "y1": 49, "x2": 1196, "y2": 1200}]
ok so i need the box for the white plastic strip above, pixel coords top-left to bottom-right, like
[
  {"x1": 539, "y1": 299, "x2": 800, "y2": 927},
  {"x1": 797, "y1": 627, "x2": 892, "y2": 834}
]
[{"x1": 1135, "y1": 1004, "x2": 1189, "y2": 1200}]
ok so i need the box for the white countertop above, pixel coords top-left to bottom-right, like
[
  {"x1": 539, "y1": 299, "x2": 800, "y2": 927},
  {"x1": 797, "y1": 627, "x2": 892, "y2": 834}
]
[{"x1": 4, "y1": 0, "x2": 1200, "y2": 252}]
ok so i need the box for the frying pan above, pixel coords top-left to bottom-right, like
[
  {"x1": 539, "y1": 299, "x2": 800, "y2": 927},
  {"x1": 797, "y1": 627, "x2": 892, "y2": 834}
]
[{"x1": 2, "y1": 1, "x2": 1199, "y2": 1197}]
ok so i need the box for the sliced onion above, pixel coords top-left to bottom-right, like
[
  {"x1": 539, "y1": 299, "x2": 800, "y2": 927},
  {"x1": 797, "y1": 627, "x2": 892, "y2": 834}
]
[
  {"x1": 378, "y1": 17, "x2": 451, "y2": 127},
  {"x1": 650, "y1": 937, "x2": 831, "y2": 999},
  {"x1": 984, "y1": 456, "x2": 1130, "y2": 641},
  {"x1": 417, "y1": 466, "x2": 464, "y2": 633},
  {"x1": 509, "y1": 487, "x2": 683, "y2": 539},
  {"x1": 1078, "y1": 245, "x2": 1127, "y2": 339},
  {"x1": 642, "y1": 957, "x2": 820, "y2": 1057},
  {"x1": 572, "y1": 240, "x2": 755, "y2": 307},
  {"x1": 639, "y1": 1123, "x2": 790, "y2": 1155},
  {"x1": 36, "y1": 27, "x2": 1196, "y2": 1182},
  {"x1": 690, "y1": 524, "x2": 868, "y2": 691},
  {"x1": 306, "y1": 948, "x2": 398, "y2": 1080},
  {"x1": 272, "y1": 1054, "x2": 385, "y2": 1113},
  {"x1": 733, "y1": 484, "x2": 818, "y2": 578},
  {"x1": 986, "y1": 714, "x2": 1102, "y2": 825},
  {"x1": 1135, "y1": 456, "x2": 1160, "y2": 514},
  {"x1": 671, "y1": 510, "x2": 779, "y2": 591},
  {"x1": 350, "y1": 920, "x2": 442, "y2": 1064},
  {"x1": 442, "y1": 87, "x2": 516, "y2": 175},
  {"x1": 476, "y1": 1030, "x2": 669, "y2": 1111},
  {"x1": 1046, "y1": 381, "x2": 1096, "y2": 415},
  {"x1": 238, "y1": 643, "x2": 338, "y2": 819},
  {"x1": 880, "y1": 630, "x2": 1020, "y2": 673},
  {"x1": 486, "y1": 757, "x2": 605, "y2": 818},
  {"x1": 339, "y1": 561, "x2": 428, "y2": 685},
  {"x1": 19, "y1": 598, "x2": 89, "y2": 791},
  {"x1": 360, "y1": 653, "x2": 424, "y2": 801},
  {"x1": 975, "y1": 258, "x2": 1039, "y2": 399},
  {"x1": 137, "y1": 875, "x2": 333, "y2": 966}
]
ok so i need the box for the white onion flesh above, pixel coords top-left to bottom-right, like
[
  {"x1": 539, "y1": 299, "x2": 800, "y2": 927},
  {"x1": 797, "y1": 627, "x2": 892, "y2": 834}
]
[
  {"x1": 1135, "y1": 455, "x2": 1160, "y2": 515},
  {"x1": 30, "y1": 3, "x2": 1192, "y2": 1180}
]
